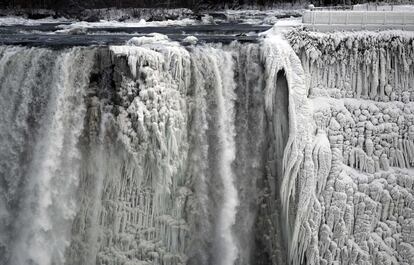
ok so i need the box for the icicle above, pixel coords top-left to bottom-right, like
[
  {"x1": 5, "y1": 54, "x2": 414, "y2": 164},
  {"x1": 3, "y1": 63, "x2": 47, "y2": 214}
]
[
  {"x1": 313, "y1": 129, "x2": 332, "y2": 196},
  {"x1": 260, "y1": 29, "x2": 313, "y2": 265}
]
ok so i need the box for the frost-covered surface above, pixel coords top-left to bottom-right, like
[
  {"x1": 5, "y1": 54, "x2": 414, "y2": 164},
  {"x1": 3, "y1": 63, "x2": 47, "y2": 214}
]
[
  {"x1": 282, "y1": 29, "x2": 414, "y2": 265},
  {"x1": 302, "y1": 11, "x2": 414, "y2": 31},
  {"x1": 259, "y1": 29, "x2": 314, "y2": 265},
  {"x1": 218, "y1": 8, "x2": 304, "y2": 25},
  {"x1": 56, "y1": 18, "x2": 200, "y2": 32},
  {"x1": 63, "y1": 35, "x2": 255, "y2": 265},
  {"x1": 0, "y1": 7, "x2": 302, "y2": 30},
  {"x1": 77, "y1": 8, "x2": 194, "y2": 22},
  {"x1": 61, "y1": 33, "x2": 308, "y2": 265},
  {"x1": 0, "y1": 16, "x2": 69, "y2": 25},
  {"x1": 0, "y1": 7, "x2": 194, "y2": 22},
  {"x1": 288, "y1": 30, "x2": 414, "y2": 101},
  {"x1": 353, "y1": 3, "x2": 414, "y2": 11},
  {"x1": 65, "y1": 36, "x2": 192, "y2": 265},
  {"x1": 2, "y1": 21, "x2": 414, "y2": 265}
]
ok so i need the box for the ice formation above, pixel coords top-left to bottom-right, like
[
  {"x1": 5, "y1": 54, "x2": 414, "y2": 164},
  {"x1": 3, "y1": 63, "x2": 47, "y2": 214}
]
[
  {"x1": 283, "y1": 29, "x2": 414, "y2": 265},
  {"x1": 0, "y1": 26, "x2": 414, "y2": 265}
]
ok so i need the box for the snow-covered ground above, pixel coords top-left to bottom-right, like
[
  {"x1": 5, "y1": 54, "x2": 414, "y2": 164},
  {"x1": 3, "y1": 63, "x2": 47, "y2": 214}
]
[
  {"x1": 53, "y1": 15, "x2": 301, "y2": 34},
  {"x1": 0, "y1": 16, "x2": 69, "y2": 26},
  {"x1": 54, "y1": 18, "x2": 201, "y2": 34},
  {"x1": 220, "y1": 8, "x2": 303, "y2": 24},
  {"x1": 0, "y1": 9, "x2": 302, "y2": 42},
  {"x1": 0, "y1": 7, "x2": 303, "y2": 28},
  {"x1": 353, "y1": 3, "x2": 414, "y2": 11}
]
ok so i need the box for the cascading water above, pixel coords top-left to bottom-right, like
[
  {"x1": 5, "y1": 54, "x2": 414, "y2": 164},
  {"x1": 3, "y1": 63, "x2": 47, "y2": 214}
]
[
  {"x1": 0, "y1": 35, "x2": 295, "y2": 265},
  {"x1": 192, "y1": 46, "x2": 239, "y2": 265},
  {"x1": 0, "y1": 29, "x2": 300, "y2": 265},
  {"x1": 3, "y1": 22, "x2": 414, "y2": 265},
  {"x1": 9, "y1": 27, "x2": 414, "y2": 265},
  {"x1": 0, "y1": 46, "x2": 95, "y2": 265}
]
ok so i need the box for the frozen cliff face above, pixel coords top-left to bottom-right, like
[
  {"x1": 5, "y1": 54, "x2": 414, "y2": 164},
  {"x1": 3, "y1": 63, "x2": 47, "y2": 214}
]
[
  {"x1": 287, "y1": 30, "x2": 414, "y2": 102},
  {"x1": 61, "y1": 34, "x2": 300, "y2": 265},
  {"x1": 282, "y1": 30, "x2": 414, "y2": 265},
  {"x1": 1, "y1": 28, "x2": 414, "y2": 265}
]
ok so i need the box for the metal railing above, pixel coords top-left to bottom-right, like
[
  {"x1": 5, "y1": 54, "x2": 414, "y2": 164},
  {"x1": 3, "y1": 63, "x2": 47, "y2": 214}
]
[{"x1": 303, "y1": 10, "x2": 414, "y2": 31}]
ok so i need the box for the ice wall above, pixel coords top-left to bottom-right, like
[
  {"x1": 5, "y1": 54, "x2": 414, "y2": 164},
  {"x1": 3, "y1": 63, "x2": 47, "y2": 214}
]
[
  {"x1": 260, "y1": 30, "x2": 314, "y2": 265},
  {"x1": 283, "y1": 29, "x2": 414, "y2": 265},
  {"x1": 1, "y1": 27, "x2": 413, "y2": 265},
  {"x1": 62, "y1": 34, "x2": 301, "y2": 265},
  {"x1": 63, "y1": 37, "x2": 272, "y2": 265}
]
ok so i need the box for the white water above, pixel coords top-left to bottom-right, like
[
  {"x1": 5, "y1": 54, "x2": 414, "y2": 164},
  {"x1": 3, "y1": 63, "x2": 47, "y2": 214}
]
[
  {"x1": 209, "y1": 48, "x2": 239, "y2": 265},
  {"x1": 0, "y1": 47, "x2": 94, "y2": 265}
]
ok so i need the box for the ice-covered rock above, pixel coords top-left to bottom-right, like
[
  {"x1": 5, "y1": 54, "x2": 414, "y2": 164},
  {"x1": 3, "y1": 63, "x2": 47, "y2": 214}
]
[
  {"x1": 182, "y1": 36, "x2": 198, "y2": 45},
  {"x1": 283, "y1": 29, "x2": 414, "y2": 265},
  {"x1": 1, "y1": 26, "x2": 414, "y2": 265}
]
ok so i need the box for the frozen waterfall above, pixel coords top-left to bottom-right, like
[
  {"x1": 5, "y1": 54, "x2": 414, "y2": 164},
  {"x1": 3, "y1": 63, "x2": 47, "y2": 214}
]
[
  {"x1": 1, "y1": 28, "x2": 414, "y2": 265},
  {"x1": 199, "y1": 47, "x2": 238, "y2": 265}
]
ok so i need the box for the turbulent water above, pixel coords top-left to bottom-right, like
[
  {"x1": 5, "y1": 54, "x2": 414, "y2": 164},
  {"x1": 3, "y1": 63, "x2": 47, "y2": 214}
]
[
  {"x1": 0, "y1": 46, "x2": 95, "y2": 265},
  {"x1": 1, "y1": 28, "x2": 414, "y2": 265}
]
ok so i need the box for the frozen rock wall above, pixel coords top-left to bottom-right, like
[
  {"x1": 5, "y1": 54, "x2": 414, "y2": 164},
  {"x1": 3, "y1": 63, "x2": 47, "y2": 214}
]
[
  {"x1": 61, "y1": 34, "x2": 307, "y2": 265},
  {"x1": 284, "y1": 29, "x2": 414, "y2": 265},
  {"x1": 1, "y1": 28, "x2": 414, "y2": 265},
  {"x1": 63, "y1": 37, "x2": 286, "y2": 265}
]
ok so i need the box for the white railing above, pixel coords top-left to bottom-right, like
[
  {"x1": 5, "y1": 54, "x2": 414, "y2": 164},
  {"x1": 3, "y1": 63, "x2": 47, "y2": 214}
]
[{"x1": 303, "y1": 10, "x2": 414, "y2": 31}]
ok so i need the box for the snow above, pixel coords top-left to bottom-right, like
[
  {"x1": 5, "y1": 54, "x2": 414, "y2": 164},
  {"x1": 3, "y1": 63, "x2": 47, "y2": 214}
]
[
  {"x1": 221, "y1": 8, "x2": 304, "y2": 25},
  {"x1": 103, "y1": 26, "x2": 414, "y2": 265},
  {"x1": 282, "y1": 28, "x2": 414, "y2": 265},
  {"x1": 53, "y1": 13, "x2": 300, "y2": 33},
  {"x1": 182, "y1": 36, "x2": 198, "y2": 45},
  {"x1": 56, "y1": 18, "x2": 199, "y2": 32},
  {"x1": 2, "y1": 11, "x2": 414, "y2": 265},
  {"x1": 274, "y1": 17, "x2": 302, "y2": 27},
  {"x1": 302, "y1": 10, "x2": 414, "y2": 31},
  {"x1": 0, "y1": 16, "x2": 69, "y2": 26},
  {"x1": 89, "y1": 35, "x2": 241, "y2": 265},
  {"x1": 353, "y1": 4, "x2": 414, "y2": 11},
  {"x1": 261, "y1": 26, "x2": 315, "y2": 265}
]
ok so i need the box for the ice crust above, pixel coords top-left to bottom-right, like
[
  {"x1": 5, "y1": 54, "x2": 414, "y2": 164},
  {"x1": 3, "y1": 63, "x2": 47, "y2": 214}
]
[{"x1": 282, "y1": 29, "x2": 414, "y2": 265}]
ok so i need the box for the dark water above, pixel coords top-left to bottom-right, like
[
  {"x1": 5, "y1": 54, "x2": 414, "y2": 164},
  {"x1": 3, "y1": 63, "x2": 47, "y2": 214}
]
[{"x1": 0, "y1": 23, "x2": 271, "y2": 47}]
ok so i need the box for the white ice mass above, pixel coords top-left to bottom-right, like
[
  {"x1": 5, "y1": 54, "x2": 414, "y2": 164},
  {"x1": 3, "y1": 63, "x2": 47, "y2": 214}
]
[{"x1": 1, "y1": 11, "x2": 414, "y2": 265}]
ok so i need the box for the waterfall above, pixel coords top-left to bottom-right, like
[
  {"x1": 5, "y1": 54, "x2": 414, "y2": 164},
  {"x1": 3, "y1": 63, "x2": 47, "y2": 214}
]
[
  {"x1": 0, "y1": 46, "x2": 95, "y2": 265},
  {"x1": 0, "y1": 22, "x2": 413, "y2": 265},
  {"x1": 203, "y1": 47, "x2": 238, "y2": 265},
  {"x1": 0, "y1": 34, "x2": 300, "y2": 265}
]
